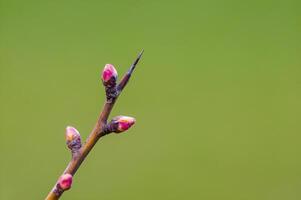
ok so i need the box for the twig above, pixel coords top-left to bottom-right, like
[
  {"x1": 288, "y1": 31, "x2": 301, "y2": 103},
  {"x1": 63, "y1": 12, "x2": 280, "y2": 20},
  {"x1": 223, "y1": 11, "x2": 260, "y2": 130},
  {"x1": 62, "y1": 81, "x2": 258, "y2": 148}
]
[{"x1": 45, "y1": 50, "x2": 144, "y2": 200}]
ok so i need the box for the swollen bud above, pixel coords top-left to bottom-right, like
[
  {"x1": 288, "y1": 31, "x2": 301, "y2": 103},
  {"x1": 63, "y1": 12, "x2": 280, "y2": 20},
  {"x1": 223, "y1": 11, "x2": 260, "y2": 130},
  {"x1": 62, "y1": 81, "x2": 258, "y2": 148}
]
[
  {"x1": 58, "y1": 174, "x2": 73, "y2": 190},
  {"x1": 66, "y1": 126, "x2": 82, "y2": 151},
  {"x1": 112, "y1": 116, "x2": 136, "y2": 133},
  {"x1": 101, "y1": 64, "x2": 118, "y2": 87}
]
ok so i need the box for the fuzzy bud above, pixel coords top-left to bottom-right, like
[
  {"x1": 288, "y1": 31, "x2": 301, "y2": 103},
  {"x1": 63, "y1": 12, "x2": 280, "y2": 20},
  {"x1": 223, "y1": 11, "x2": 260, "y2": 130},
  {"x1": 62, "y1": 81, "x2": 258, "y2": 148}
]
[
  {"x1": 111, "y1": 116, "x2": 136, "y2": 133},
  {"x1": 66, "y1": 126, "x2": 82, "y2": 151},
  {"x1": 101, "y1": 64, "x2": 118, "y2": 87},
  {"x1": 58, "y1": 174, "x2": 73, "y2": 190}
]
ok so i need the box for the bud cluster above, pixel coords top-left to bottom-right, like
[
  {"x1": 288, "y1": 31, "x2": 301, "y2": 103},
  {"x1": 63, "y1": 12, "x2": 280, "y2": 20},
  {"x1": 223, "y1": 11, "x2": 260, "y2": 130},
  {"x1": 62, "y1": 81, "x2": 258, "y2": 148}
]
[{"x1": 47, "y1": 52, "x2": 143, "y2": 199}]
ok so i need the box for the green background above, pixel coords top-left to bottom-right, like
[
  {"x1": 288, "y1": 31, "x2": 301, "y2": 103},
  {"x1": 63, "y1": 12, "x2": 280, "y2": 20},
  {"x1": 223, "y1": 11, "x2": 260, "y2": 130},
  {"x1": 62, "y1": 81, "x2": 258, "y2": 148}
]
[{"x1": 0, "y1": 0, "x2": 300, "y2": 199}]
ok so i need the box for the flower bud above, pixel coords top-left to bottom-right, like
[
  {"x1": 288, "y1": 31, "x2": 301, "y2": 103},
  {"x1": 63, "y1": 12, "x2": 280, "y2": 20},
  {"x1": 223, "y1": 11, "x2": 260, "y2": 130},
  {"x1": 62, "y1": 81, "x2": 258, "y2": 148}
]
[
  {"x1": 101, "y1": 64, "x2": 118, "y2": 87},
  {"x1": 66, "y1": 126, "x2": 81, "y2": 151},
  {"x1": 58, "y1": 174, "x2": 73, "y2": 190},
  {"x1": 112, "y1": 116, "x2": 136, "y2": 133}
]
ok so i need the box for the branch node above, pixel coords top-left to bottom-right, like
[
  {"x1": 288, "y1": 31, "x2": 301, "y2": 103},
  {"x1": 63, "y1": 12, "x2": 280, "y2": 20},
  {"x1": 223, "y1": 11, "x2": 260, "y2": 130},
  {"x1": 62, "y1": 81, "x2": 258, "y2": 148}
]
[
  {"x1": 105, "y1": 85, "x2": 118, "y2": 103},
  {"x1": 53, "y1": 173, "x2": 73, "y2": 197}
]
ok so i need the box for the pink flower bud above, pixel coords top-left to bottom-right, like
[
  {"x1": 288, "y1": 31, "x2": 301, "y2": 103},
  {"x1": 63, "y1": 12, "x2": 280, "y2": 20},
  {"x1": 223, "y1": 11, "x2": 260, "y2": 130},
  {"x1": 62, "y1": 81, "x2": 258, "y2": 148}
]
[
  {"x1": 113, "y1": 116, "x2": 136, "y2": 133},
  {"x1": 58, "y1": 174, "x2": 73, "y2": 190},
  {"x1": 66, "y1": 126, "x2": 80, "y2": 142},
  {"x1": 102, "y1": 64, "x2": 118, "y2": 86},
  {"x1": 66, "y1": 126, "x2": 81, "y2": 151}
]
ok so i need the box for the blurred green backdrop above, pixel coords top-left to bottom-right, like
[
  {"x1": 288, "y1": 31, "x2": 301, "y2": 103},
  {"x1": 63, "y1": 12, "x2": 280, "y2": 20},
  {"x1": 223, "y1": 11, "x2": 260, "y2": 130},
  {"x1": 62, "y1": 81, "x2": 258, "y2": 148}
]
[{"x1": 0, "y1": 0, "x2": 300, "y2": 199}]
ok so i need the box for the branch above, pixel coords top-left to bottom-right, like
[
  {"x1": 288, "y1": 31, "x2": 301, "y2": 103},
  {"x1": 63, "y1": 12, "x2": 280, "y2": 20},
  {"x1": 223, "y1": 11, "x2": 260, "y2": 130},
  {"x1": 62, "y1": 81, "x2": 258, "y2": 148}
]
[{"x1": 45, "y1": 50, "x2": 144, "y2": 200}]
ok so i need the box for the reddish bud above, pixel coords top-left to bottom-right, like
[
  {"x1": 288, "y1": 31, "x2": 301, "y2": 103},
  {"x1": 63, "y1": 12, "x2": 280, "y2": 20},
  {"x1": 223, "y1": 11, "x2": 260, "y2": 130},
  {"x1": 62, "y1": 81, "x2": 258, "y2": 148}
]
[
  {"x1": 58, "y1": 174, "x2": 73, "y2": 190},
  {"x1": 112, "y1": 116, "x2": 136, "y2": 133},
  {"x1": 102, "y1": 64, "x2": 118, "y2": 86},
  {"x1": 66, "y1": 126, "x2": 81, "y2": 151}
]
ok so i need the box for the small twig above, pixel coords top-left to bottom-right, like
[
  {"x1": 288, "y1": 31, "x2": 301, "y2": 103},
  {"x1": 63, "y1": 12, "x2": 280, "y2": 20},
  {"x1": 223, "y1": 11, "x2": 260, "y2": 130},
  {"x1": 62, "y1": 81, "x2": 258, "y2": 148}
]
[
  {"x1": 45, "y1": 50, "x2": 144, "y2": 200},
  {"x1": 118, "y1": 49, "x2": 144, "y2": 91}
]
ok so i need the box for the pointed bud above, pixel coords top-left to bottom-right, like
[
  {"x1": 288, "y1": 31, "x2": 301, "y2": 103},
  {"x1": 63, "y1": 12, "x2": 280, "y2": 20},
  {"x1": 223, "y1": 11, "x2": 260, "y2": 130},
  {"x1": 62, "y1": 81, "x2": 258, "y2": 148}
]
[
  {"x1": 102, "y1": 64, "x2": 118, "y2": 87},
  {"x1": 58, "y1": 174, "x2": 73, "y2": 190},
  {"x1": 112, "y1": 116, "x2": 136, "y2": 133},
  {"x1": 66, "y1": 126, "x2": 82, "y2": 151}
]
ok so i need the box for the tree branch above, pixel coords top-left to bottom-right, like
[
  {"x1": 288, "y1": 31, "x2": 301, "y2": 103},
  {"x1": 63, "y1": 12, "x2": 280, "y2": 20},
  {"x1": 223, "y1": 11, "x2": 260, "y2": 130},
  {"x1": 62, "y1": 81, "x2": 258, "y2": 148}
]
[{"x1": 45, "y1": 50, "x2": 144, "y2": 200}]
